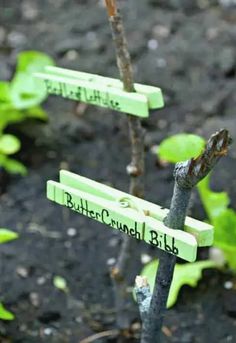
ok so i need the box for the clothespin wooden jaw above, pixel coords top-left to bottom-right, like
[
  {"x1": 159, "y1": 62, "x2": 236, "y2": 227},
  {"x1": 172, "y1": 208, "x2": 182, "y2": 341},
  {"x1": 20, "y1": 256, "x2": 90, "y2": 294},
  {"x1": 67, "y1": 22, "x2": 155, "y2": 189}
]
[{"x1": 47, "y1": 170, "x2": 214, "y2": 263}]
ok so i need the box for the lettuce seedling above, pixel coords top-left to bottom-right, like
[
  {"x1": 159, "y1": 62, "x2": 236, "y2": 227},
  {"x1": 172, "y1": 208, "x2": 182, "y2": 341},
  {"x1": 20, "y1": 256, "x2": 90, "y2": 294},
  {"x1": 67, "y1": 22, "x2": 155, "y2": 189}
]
[
  {"x1": 140, "y1": 260, "x2": 217, "y2": 308},
  {"x1": 198, "y1": 176, "x2": 236, "y2": 270},
  {"x1": 158, "y1": 133, "x2": 205, "y2": 163},
  {"x1": 0, "y1": 51, "x2": 54, "y2": 175},
  {"x1": 0, "y1": 228, "x2": 19, "y2": 320}
]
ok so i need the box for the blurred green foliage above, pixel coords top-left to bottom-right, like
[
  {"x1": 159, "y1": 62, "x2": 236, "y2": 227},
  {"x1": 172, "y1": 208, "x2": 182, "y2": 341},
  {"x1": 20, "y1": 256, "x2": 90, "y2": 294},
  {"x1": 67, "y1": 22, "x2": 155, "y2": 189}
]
[
  {"x1": 0, "y1": 228, "x2": 19, "y2": 320},
  {"x1": 158, "y1": 133, "x2": 205, "y2": 163},
  {"x1": 139, "y1": 260, "x2": 216, "y2": 308},
  {"x1": 0, "y1": 51, "x2": 54, "y2": 175},
  {"x1": 198, "y1": 176, "x2": 236, "y2": 270}
]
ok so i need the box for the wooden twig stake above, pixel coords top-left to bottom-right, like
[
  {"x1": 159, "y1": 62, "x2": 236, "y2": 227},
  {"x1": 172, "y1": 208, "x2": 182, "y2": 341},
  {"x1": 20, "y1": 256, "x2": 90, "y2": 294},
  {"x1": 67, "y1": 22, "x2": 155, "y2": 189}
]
[
  {"x1": 105, "y1": 0, "x2": 117, "y2": 17},
  {"x1": 105, "y1": 0, "x2": 145, "y2": 334},
  {"x1": 135, "y1": 129, "x2": 232, "y2": 343}
]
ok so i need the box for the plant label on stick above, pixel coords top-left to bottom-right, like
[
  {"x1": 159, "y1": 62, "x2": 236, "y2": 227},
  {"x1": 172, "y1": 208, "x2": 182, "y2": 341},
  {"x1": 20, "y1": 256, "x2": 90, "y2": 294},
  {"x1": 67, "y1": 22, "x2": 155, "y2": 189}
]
[
  {"x1": 47, "y1": 180, "x2": 145, "y2": 241},
  {"x1": 47, "y1": 170, "x2": 214, "y2": 262},
  {"x1": 59, "y1": 170, "x2": 214, "y2": 247},
  {"x1": 144, "y1": 217, "x2": 197, "y2": 262},
  {"x1": 34, "y1": 66, "x2": 164, "y2": 117}
]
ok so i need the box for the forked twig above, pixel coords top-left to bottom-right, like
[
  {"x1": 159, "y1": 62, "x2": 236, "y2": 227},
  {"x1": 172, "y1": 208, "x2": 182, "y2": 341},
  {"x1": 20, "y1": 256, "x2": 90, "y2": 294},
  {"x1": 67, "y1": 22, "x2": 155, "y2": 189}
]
[
  {"x1": 136, "y1": 129, "x2": 232, "y2": 343},
  {"x1": 175, "y1": 129, "x2": 232, "y2": 189},
  {"x1": 105, "y1": 0, "x2": 145, "y2": 334}
]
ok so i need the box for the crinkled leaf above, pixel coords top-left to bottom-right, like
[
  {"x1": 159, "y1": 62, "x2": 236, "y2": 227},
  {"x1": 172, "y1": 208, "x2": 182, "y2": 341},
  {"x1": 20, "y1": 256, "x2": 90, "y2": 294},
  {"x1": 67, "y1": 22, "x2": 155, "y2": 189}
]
[
  {"x1": 220, "y1": 245, "x2": 236, "y2": 271},
  {"x1": 16, "y1": 50, "x2": 54, "y2": 74},
  {"x1": 158, "y1": 134, "x2": 205, "y2": 163},
  {"x1": 10, "y1": 72, "x2": 47, "y2": 109},
  {"x1": 197, "y1": 175, "x2": 230, "y2": 221},
  {"x1": 0, "y1": 303, "x2": 15, "y2": 321},
  {"x1": 0, "y1": 228, "x2": 19, "y2": 243},
  {"x1": 26, "y1": 106, "x2": 48, "y2": 121},
  {"x1": 0, "y1": 108, "x2": 26, "y2": 132},
  {"x1": 0, "y1": 155, "x2": 27, "y2": 175},
  {"x1": 140, "y1": 260, "x2": 216, "y2": 308},
  {"x1": 10, "y1": 51, "x2": 54, "y2": 110},
  {"x1": 0, "y1": 134, "x2": 21, "y2": 155},
  {"x1": 213, "y1": 209, "x2": 236, "y2": 270},
  {"x1": 0, "y1": 107, "x2": 47, "y2": 132},
  {"x1": 0, "y1": 82, "x2": 11, "y2": 103}
]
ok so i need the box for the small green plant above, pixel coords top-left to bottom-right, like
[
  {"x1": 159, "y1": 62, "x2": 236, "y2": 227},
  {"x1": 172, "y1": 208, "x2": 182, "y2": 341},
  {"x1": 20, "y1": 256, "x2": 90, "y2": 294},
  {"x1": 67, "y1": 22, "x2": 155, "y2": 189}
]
[
  {"x1": 198, "y1": 174, "x2": 236, "y2": 270},
  {"x1": 0, "y1": 51, "x2": 54, "y2": 175},
  {"x1": 139, "y1": 133, "x2": 234, "y2": 308},
  {"x1": 158, "y1": 133, "x2": 205, "y2": 163},
  {"x1": 0, "y1": 228, "x2": 19, "y2": 320},
  {"x1": 140, "y1": 260, "x2": 216, "y2": 308}
]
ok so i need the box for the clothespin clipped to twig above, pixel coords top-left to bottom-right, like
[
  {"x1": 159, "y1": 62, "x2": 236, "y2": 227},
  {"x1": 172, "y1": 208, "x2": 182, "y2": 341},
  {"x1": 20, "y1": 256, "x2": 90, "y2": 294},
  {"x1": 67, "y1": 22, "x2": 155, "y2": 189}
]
[
  {"x1": 34, "y1": 66, "x2": 164, "y2": 117},
  {"x1": 47, "y1": 170, "x2": 214, "y2": 262}
]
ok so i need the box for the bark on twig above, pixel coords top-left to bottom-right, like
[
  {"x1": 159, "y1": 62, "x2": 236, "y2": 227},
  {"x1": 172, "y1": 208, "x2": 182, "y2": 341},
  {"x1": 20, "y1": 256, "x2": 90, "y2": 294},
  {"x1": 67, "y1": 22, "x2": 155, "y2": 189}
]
[
  {"x1": 135, "y1": 276, "x2": 152, "y2": 322},
  {"x1": 105, "y1": 0, "x2": 145, "y2": 334},
  {"x1": 136, "y1": 129, "x2": 231, "y2": 343}
]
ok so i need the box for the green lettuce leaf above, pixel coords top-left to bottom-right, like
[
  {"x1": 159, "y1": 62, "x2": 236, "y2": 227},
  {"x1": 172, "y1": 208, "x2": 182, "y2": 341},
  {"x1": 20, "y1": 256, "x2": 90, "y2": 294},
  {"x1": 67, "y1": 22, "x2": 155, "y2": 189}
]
[
  {"x1": 10, "y1": 72, "x2": 47, "y2": 109},
  {"x1": 213, "y1": 209, "x2": 236, "y2": 270},
  {"x1": 0, "y1": 228, "x2": 19, "y2": 244},
  {"x1": 158, "y1": 134, "x2": 205, "y2": 163},
  {"x1": 197, "y1": 175, "x2": 230, "y2": 222},
  {"x1": 25, "y1": 106, "x2": 48, "y2": 121},
  {"x1": 0, "y1": 82, "x2": 11, "y2": 103},
  {"x1": 16, "y1": 50, "x2": 54, "y2": 74},
  {"x1": 10, "y1": 51, "x2": 54, "y2": 109},
  {"x1": 0, "y1": 303, "x2": 15, "y2": 320},
  {"x1": 0, "y1": 154, "x2": 27, "y2": 175},
  {"x1": 140, "y1": 260, "x2": 217, "y2": 308},
  {"x1": 0, "y1": 134, "x2": 21, "y2": 155}
]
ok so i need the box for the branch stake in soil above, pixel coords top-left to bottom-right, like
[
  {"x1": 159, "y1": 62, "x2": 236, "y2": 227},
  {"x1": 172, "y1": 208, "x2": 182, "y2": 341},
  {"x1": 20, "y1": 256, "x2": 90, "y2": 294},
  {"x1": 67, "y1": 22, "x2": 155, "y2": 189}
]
[
  {"x1": 135, "y1": 129, "x2": 232, "y2": 343},
  {"x1": 105, "y1": 0, "x2": 117, "y2": 17},
  {"x1": 105, "y1": 0, "x2": 145, "y2": 334}
]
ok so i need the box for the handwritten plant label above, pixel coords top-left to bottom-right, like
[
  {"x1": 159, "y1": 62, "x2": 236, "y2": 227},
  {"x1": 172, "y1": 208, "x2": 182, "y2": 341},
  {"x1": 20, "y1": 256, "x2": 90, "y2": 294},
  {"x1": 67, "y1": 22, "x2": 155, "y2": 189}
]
[
  {"x1": 45, "y1": 171, "x2": 214, "y2": 262},
  {"x1": 47, "y1": 181, "x2": 145, "y2": 241},
  {"x1": 59, "y1": 170, "x2": 214, "y2": 247},
  {"x1": 44, "y1": 66, "x2": 164, "y2": 110},
  {"x1": 34, "y1": 66, "x2": 164, "y2": 118},
  {"x1": 144, "y1": 217, "x2": 197, "y2": 262}
]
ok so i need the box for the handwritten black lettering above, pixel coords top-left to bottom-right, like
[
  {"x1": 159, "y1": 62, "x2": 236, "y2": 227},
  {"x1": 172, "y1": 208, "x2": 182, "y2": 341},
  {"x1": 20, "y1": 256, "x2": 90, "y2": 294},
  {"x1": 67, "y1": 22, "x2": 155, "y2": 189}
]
[
  {"x1": 63, "y1": 191, "x2": 144, "y2": 243},
  {"x1": 149, "y1": 230, "x2": 161, "y2": 248},
  {"x1": 95, "y1": 212, "x2": 101, "y2": 220},
  {"x1": 130, "y1": 222, "x2": 141, "y2": 240},
  {"x1": 44, "y1": 80, "x2": 122, "y2": 112},
  {"x1": 65, "y1": 192, "x2": 74, "y2": 209},
  {"x1": 93, "y1": 90, "x2": 101, "y2": 104},
  {"x1": 101, "y1": 209, "x2": 110, "y2": 225},
  {"x1": 89, "y1": 210, "x2": 96, "y2": 219},
  {"x1": 44, "y1": 80, "x2": 53, "y2": 93}
]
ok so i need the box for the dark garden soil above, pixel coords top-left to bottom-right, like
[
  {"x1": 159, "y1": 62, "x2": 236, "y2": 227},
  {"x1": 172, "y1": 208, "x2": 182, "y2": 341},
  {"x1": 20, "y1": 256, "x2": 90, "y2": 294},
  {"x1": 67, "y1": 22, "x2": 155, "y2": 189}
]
[{"x1": 0, "y1": 0, "x2": 236, "y2": 342}]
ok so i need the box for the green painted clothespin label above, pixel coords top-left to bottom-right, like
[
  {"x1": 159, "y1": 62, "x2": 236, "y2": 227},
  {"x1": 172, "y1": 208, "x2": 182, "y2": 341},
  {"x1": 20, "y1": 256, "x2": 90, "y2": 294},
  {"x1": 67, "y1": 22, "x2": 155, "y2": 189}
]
[
  {"x1": 47, "y1": 181, "x2": 145, "y2": 241},
  {"x1": 34, "y1": 66, "x2": 164, "y2": 117},
  {"x1": 59, "y1": 170, "x2": 214, "y2": 247},
  {"x1": 46, "y1": 171, "x2": 214, "y2": 262},
  {"x1": 144, "y1": 217, "x2": 197, "y2": 262}
]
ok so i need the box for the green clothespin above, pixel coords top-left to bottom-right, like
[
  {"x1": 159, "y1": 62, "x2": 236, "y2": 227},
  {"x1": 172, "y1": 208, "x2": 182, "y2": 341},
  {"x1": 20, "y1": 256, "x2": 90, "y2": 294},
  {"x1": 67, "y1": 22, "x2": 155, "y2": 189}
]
[
  {"x1": 47, "y1": 170, "x2": 214, "y2": 263},
  {"x1": 34, "y1": 66, "x2": 164, "y2": 117}
]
